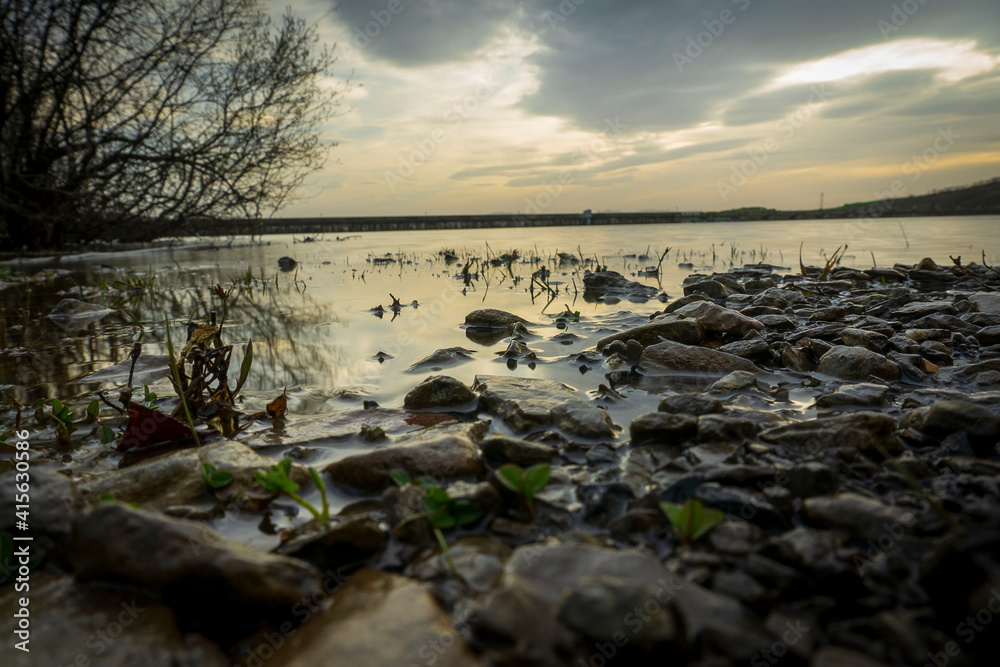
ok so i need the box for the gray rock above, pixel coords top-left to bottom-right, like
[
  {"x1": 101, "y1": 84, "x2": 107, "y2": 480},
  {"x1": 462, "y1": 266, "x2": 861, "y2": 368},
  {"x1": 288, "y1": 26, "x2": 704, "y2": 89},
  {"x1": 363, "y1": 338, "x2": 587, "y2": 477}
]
[
  {"x1": 583, "y1": 270, "x2": 662, "y2": 300},
  {"x1": 70, "y1": 503, "x2": 322, "y2": 610},
  {"x1": 706, "y1": 521, "x2": 764, "y2": 555},
  {"x1": 815, "y1": 383, "x2": 889, "y2": 408},
  {"x1": 841, "y1": 327, "x2": 890, "y2": 353},
  {"x1": 673, "y1": 301, "x2": 765, "y2": 337},
  {"x1": 697, "y1": 414, "x2": 760, "y2": 443},
  {"x1": 629, "y1": 412, "x2": 699, "y2": 444},
  {"x1": 638, "y1": 341, "x2": 761, "y2": 378},
  {"x1": 684, "y1": 279, "x2": 737, "y2": 300},
  {"x1": 810, "y1": 306, "x2": 847, "y2": 322},
  {"x1": 403, "y1": 375, "x2": 476, "y2": 409},
  {"x1": 778, "y1": 342, "x2": 817, "y2": 372},
  {"x1": 658, "y1": 393, "x2": 724, "y2": 416},
  {"x1": 803, "y1": 493, "x2": 916, "y2": 540},
  {"x1": 325, "y1": 421, "x2": 487, "y2": 492},
  {"x1": 595, "y1": 316, "x2": 705, "y2": 350},
  {"x1": 785, "y1": 462, "x2": 839, "y2": 498},
  {"x1": 756, "y1": 314, "x2": 797, "y2": 331},
  {"x1": 406, "y1": 347, "x2": 475, "y2": 372},
  {"x1": 719, "y1": 338, "x2": 772, "y2": 360},
  {"x1": 77, "y1": 440, "x2": 309, "y2": 510},
  {"x1": 691, "y1": 485, "x2": 790, "y2": 530},
  {"x1": 464, "y1": 308, "x2": 529, "y2": 329},
  {"x1": 406, "y1": 536, "x2": 510, "y2": 593},
  {"x1": 759, "y1": 412, "x2": 899, "y2": 457},
  {"x1": 0, "y1": 467, "x2": 75, "y2": 543},
  {"x1": 708, "y1": 370, "x2": 758, "y2": 394},
  {"x1": 0, "y1": 577, "x2": 228, "y2": 667},
  {"x1": 673, "y1": 583, "x2": 772, "y2": 661},
  {"x1": 969, "y1": 292, "x2": 1000, "y2": 315},
  {"x1": 902, "y1": 400, "x2": 1000, "y2": 446},
  {"x1": 265, "y1": 569, "x2": 483, "y2": 666},
  {"x1": 817, "y1": 346, "x2": 901, "y2": 381},
  {"x1": 474, "y1": 375, "x2": 617, "y2": 439},
  {"x1": 662, "y1": 293, "x2": 711, "y2": 313},
  {"x1": 976, "y1": 325, "x2": 1000, "y2": 346},
  {"x1": 481, "y1": 434, "x2": 557, "y2": 466},
  {"x1": 894, "y1": 301, "x2": 958, "y2": 321},
  {"x1": 46, "y1": 298, "x2": 114, "y2": 332},
  {"x1": 276, "y1": 514, "x2": 388, "y2": 572}
]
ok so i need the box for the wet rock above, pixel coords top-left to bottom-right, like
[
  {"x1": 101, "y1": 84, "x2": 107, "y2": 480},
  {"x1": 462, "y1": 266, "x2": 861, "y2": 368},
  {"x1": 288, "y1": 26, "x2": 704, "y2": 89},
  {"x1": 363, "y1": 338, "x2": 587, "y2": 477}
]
[
  {"x1": 785, "y1": 462, "x2": 839, "y2": 498},
  {"x1": 662, "y1": 293, "x2": 711, "y2": 313},
  {"x1": 810, "y1": 306, "x2": 847, "y2": 322},
  {"x1": 684, "y1": 278, "x2": 737, "y2": 300},
  {"x1": 583, "y1": 270, "x2": 662, "y2": 300},
  {"x1": 817, "y1": 346, "x2": 901, "y2": 381},
  {"x1": 481, "y1": 434, "x2": 557, "y2": 466},
  {"x1": 691, "y1": 484, "x2": 790, "y2": 530},
  {"x1": 894, "y1": 300, "x2": 958, "y2": 321},
  {"x1": 976, "y1": 325, "x2": 1000, "y2": 346},
  {"x1": 760, "y1": 412, "x2": 899, "y2": 457},
  {"x1": 673, "y1": 583, "x2": 772, "y2": 661},
  {"x1": 81, "y1": 354, "x2": 172, "y2": 385},
  {"x1": 815, "y1": 383, "x2": 889, "y2": 408},
  {"x1": 464, "y1": 308, "x2": 529, "y2": 329},
  {"x1": 325, "y1": 421, "x2": 487, "y2": 493},
  {"x1": 802, "y1": 493, "x2": 916, "y2": 540},
  {"x1": 277, "y1": 256, "x2": 298, "y2": 271},
  {"x1": 713, "y1": 570, "x2": 768, "y2": 603},
  {"x1": 595, "y1": 316, "x2": 705, "y2": 350},
  {"x1": 474, "y1": 375, "x2": 616, "y2": 439},
  {"x1": 46, "y1": 298, "x2": 114, "y2": 332},
  {"x1": 266, "y1": 569, "x2": 482, "y2": 666},
  {"x1": 629, "y1": 412, "x2": 698, "y2": 444},
  {"x1": 673, "y1": 301, "x2": 765, "y2": 337},
  {"x1": 756, "y1": 313, "x2": 797, "y2": 331},
  {"x1": 697, "y1": 414, "x2": 760, "y2": 443},
  {"x1": 71, "y1": 503, "x2": 322, "y2": 612},
  {"x1": 403, "y1": 375, "x2": 476, "y2": 410},
  {"x1": 0, "y1": 467, "x2": 75, "y2": 544},
  {"x1": 406, "y1": 347, "x2": 475, "y2": 372},
  {"x1": 0, "y1": 577, "x2": 228, "y2": 667},
  {"x1": 708, "y1": 370, "x2": 758, "y2": 394},
  {"x1": 841, "y1": 327, "x2": 890, "y2": 354},
  {"x1": 886, "y1": 350, "x2": 928, "y2": 378},
  {"x1": 968, "y1": 291, "x2": 1000, "y2": 315},
  {"x1": 812, "y1": 646, "x2": 891, "y2": 667},
  {"x1": 719, "y1": 338, "x2": 772, "y2": 360},
  {"x1": 638, "y1": 340, "x2": 761, "y2": 378},
  {"x1": 707, "y1": 520, "x2": 764, "y2": 555},
  {"x1": 778, "y1": 342, "x2": 816, "y2": 372},
  {"x1": 406, "y1": 536, "x2": 511, "y2": 592},
  {"x1": 277, "y1": 514, "x2": 388, "y2": 572},
  {"x1": 763, "y1": 526, "x2": 845, "y2": 575},
  {"x1": 658, "y1": 393, "x2": 724, "y2": 416},
  {"x1": 901, "y1": 400, "x2": 1000, "y2": 449},
  {"x1": 498, "y1": 339, "x2": 537, "y2": 361},
  {"x1": 77, "y1": 440, "x2": 309, "y2": 509}
]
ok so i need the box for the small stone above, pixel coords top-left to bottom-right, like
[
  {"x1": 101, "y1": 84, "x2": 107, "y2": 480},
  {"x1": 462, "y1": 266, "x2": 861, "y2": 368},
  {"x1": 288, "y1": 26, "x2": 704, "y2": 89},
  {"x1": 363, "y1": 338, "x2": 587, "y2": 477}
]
[
  {"x1": 403, "y1": 375, "x2": 476, "y2": 409},
  {"x1": 658, "y1": 393, "x2": 723, "y2": 416},
  {"x1": 815, "y1": 383, "x2": 889, "y2": 408},
  {"x1": 802, "y1": 493, "x2": 915, "y2": 539},
  {"x1": 708, "y1": 370, "x2": 758, "y2": 394},
  {"x1": 480, "y1": 434, "x2": 557, "y2": 466},
  {"x1": 629, "y1": 412, "x2": 699, "y2": 444},
  {"x1": 639, "y1": 340, "x2": 761, "y2": 378},
  {"x1": 673, "y1": 301, "x2": 765, "y2": 337},
  {"x1": 841, "y1": 327, "x2": 890, "y2": 354},
  {"x1": 817, "y1": 346, "x2": 901, "y2": 381}
]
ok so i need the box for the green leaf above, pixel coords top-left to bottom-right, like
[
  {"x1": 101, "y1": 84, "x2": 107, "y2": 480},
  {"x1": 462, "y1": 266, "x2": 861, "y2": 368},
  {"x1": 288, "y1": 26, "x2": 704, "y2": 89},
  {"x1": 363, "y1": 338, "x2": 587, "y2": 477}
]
[
  {"x1": 389, "y1": 471, "x2": 412, "y2": 487},
  {"x1": 496, "y1": 464, "x2": 524, "y2": 493},
  {"x1": 452, "y1": 502, "x2": 483, "y2": 526},
  {"x1": 423, "y1": 486, "x2": 451, "y2": 514},
  {"x1": 99, "y1": 494, "x2": 115, "y2": 503},
  {"x1": 429, "y1": 511, "x2": 456, "y2": 529},
  {"x1": 99, "y1": 426, "x2": 116, "y2": 444},
  {"x1": 278, "y1": 458, "x2": 293, "y2": 477},
  {"x1": 522, "y1": 465, "x2": 551, "y2": 499},
  {"x1": 691, "y1": 507, "x2": 725, "y2": 541},
  {"x1": 51, "y1": 398, "x2": 63, "y2": 415},
  {"x1": 236, "y1": 339, "x2": 253, "y2": 393},
  {"x1": 87, "y1": 399, "x2": 100, "y2": 419},
  {"x1": 202, "y1": 463, "x2": 233, "y2": 489}
]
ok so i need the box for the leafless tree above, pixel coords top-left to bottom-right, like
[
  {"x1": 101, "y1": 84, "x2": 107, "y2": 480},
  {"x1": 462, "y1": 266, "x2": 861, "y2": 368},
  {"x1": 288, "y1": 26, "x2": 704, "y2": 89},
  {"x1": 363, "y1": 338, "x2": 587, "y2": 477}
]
[{"x1": 0, "y1": 0, "x2": 342, "y2": 249}]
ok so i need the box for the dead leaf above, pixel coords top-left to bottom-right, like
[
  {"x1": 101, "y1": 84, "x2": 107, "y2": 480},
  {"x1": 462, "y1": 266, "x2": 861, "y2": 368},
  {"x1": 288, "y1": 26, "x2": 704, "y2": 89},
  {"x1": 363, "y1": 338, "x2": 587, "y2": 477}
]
[
  {"x1": 119, "y1": 403, "x2": 193, "y2": 452},
  {"x1": 180, "y1": 322, "x2": 221, "y2": 361},
  {"x1": 266, "y1": 388, "x2": 288, "y2": 420}
]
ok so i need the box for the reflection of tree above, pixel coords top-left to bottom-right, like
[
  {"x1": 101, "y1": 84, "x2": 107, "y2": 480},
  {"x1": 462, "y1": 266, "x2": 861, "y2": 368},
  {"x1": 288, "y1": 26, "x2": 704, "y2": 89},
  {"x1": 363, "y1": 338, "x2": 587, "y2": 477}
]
[{"x1": 1, "y1": 269, "x2": 349, "y2": 406}]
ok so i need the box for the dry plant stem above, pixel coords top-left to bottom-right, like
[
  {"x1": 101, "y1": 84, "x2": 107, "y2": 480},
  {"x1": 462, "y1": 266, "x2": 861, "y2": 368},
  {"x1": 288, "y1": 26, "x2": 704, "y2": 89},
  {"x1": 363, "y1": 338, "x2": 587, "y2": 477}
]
[{"x1": 165, "y1": 319, "x2": 201, "y2": 448}]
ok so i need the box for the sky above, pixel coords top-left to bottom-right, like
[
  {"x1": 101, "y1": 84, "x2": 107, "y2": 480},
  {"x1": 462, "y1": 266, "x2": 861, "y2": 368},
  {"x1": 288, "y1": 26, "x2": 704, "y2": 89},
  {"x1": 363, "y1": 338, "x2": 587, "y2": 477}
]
[{"x1": 283, "y1": 0, "x2": 1000, "y2": 217}]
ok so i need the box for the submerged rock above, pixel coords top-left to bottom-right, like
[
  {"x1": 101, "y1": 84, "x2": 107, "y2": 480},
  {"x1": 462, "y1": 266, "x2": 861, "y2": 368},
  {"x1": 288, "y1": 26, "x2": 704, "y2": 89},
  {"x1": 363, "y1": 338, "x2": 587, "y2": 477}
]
[
  {"x1": 406, "y1": 347, "x2": 475, "y2": 372},
  {"x1": 464, "y1": 308, "x2": 529, "y2": 329},
  {"x1": 325, "y1": 421, "x2": 487, "y2": 492},
  {"x1": 595, "y1": 316, "x2": 705, "y2": 350},
  {"x1": 474, "y1": 375, "x2": 617, "y2": 439},
  {"x1": 46, "y1": 298, "x2": 114, "y2": 332},
  {"x1": 583, "y1": 270, "x2": 662, "y2": 301},
  {"x1": 81, "y1": 353, "x2": 172, "y2": 385}
]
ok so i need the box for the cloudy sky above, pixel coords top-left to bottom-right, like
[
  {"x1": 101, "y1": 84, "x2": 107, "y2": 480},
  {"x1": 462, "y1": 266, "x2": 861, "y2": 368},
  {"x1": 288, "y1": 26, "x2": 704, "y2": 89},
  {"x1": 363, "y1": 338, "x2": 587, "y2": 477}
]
[{"x1": 285, "y1": 0, "x2": 1000, "y2": 217}]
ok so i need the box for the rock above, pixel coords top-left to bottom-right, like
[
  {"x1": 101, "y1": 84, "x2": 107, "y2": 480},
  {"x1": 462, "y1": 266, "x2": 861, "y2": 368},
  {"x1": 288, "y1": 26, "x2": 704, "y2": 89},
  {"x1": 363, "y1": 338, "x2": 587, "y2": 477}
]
[
  {"x1": 244, "y1": 408, "x2": 455, "y2": 446},
  {"x1": 690, "y1": 484, "x2": 790, "y2": 530},
  {"x1": 708, "y1": 370, "x2": 758, "y2": 394},
  {"x1": 894, "y1": 301, "x2": 958, "y2": 321},
  {"x1": 969, "y1": 292, "x2": 1000, "y2": 315},
  {"x1": 902, "y1": 400, "x2": 1000, "y2": 448},
  {"x1": 719, "y1": 338, "x2": 772, "y2": 360},
  {"x1": 0, "y1": 467, "x2": 75, "y2": 545},
  {"x1": 406, "y1": 536, "x2": 511, "y2": 592},
  {"x1": 802, "y1": 493, "x2": 916, "y2": 540},
  {"x1": 276, "y1": 514, "x2": 388, "y2": 572},
  {"x1": 481, "y1": 434, "x2": 557, "y2": 466},
  {"x1": 817, "y1": 346, "x2": 901, "y2": 381},
  {"x1": 629, "y1": 412, "x2": 698, "y2": 444},
  {"x1": 70, "y1": 503, "x2": 322, "y2": 613},
  {"x1": 812, "y1": 646, "x2": 891, "y2": 667},
  {"x1": 77, "y1": 440, "x2": 309, "y2": 509},
  {"x1": 638, "y1": 341, "x2": 761, "y2": 378},
  {"x1": 46, "y1": 298, "x2": 114, "y2": 332},
  {"x1": 760, "y1": 412, "x2": 899, "y2": 457},
  {"x1": 265, "y1": 569, "x2": 482, "y2": 666},
  {"x1": 662, "y1": 293, "x2": 711, "y2": 313},
  {"x1": 406, "y1": 347, "x2": 475, "y2": 372},
  {"x1": 673, "y1": 301, "x2": 765, "y2": 337},
  {"x1": 756, "y1": 314, "x2": 797, "y2": 331},
  {"x1": 658, "y1": 393, "x2": 723, "y2": 416},
  {"x1": 976, "y1": 325, "x2": 1000, "y2": 346},
  {"x1": 403, "y1": 375, "x2": 476, "y2": 410},
  {"x1": 498, "y1": 339, "x2": 537, "y2": 360},
  {"x1": 673, "y1": 583, "x2": 772, "y2": 661},
  {"x1": 684, "y1": 279, "x2": 737, "y2": 300},
  {"x1": 464, "y1": 308, "x2": 529, "y2": 329},
  {"x1": 325, "y1": 421, "x2": 487, "y2": 492},
  {"x1": 779, "y1": 342, "x2": 816, "y2": 372},
  {"x1": 583, "y1": 270, "x2": 662, "y2": 300},
  {"x1": 841, "y1": 327, "x2": 890, "y2": 354},
  {"x1": 810, "y1": 306, "x2": 847, "y2": 322},
  {"x1": 80, "y1": 354, "x2": 172, "y2": 385},
  {"x1": 707, "y1": 521, "x2": 764, "y2": 555},
  {"x1": 697, "y1": 414, "x2": 760, "y2": 443},
  {"x1": 473, "y1": 543, "x2": 678, "y2": 665},
  {"x1": 0, "y1": 577, "x2": 228, "y2": 667},
  {"x1": 474, "y1": 375, "x2": 617, "y2": 439},
  {"x1": 277, "y1": 256, "x2": 298, "y2": 271},
  {"x1": 815, "y1": 383, "x2": 889, "y2": 408},
  {"x1": 785, "y1": 462, "x2": 839, "y2": 498},
  {"x1": 595, "y1": 317, "x2": 705, "y2": 350}
]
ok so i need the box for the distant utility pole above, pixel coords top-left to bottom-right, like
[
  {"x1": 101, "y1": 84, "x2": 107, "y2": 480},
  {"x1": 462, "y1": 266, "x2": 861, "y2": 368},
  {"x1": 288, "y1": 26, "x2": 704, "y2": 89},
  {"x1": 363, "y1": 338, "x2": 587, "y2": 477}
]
[{"x1": 819, "y1": 193, "x2": 824, "y2": 210}]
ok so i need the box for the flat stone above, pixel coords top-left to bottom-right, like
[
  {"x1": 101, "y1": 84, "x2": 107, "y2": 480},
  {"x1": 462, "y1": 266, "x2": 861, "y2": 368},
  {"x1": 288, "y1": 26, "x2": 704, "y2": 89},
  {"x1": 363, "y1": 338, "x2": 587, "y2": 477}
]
[
  {"x1": 276, "y1": 514, "x2": 388, "y2": 572},
  {"x1": 802, "y1": 493, "x2": 915, "y2": 540},
  {"x1": 815, "y1": 383, "x2": 889, "y2": 408},
  {"x1": 406, "y1": 347, "x2": 475, "y2": 372},
  {"x1": 759, "y1": 412, "x2": 899, "y2": 457},
  {"x1": 708, "y1": 370, "x2": 758, "y2": 394},
  {"x1": 325, "y1": 421, "x2": 487, "y2": 493},
  {"x1": 718, "y1": 338, "x2": 772, "y2": 359},
  {"x1": 629, "y1": 412, "x2": 699, "y2": 444},
  {"x1": 817, "y1": 346, "x2": 901, "y2": 381},
  {"x1": 673, "y1": 583, "x2": 772, "y2": 661},
  {"x1": 976, "y1": 325, "x2": 1000, "y2": 346},
  {"x1": 673, "y1": 301, "x2": 765, "y2": 337},
  {"x1": 901, "y1": 400, "x2": 1000, "y2": 447},
  {"x1": 474, "y1": 375, "x2": 616, "y2": 439},
  {"x1": 894, "y1": 301, "x2": 958, "y2": 321},
  {"x1": 969, "y1": 292, "x2": 1000, "y2": 315},
  {"x1": 596, "y1": 316, "x2": 705, "y2": 350},
  {"x1": 841, "y1": 327, "x2": 890, "y2": 354},
  {"x1": 265, "y1": 569, "x2": 482, "y2": 666},
  {"x1": 658, "y1": 393, "x2": 724, "y2": 416},
  {"x1": 638, "y1": 340, "x2": 761, "y2": 378},
  {"x1": 80, "y1": 354, "x2": 172, "y2": 385},
  {"x1": 481, "y1": 434, "x2": 557, "y2": 466}
]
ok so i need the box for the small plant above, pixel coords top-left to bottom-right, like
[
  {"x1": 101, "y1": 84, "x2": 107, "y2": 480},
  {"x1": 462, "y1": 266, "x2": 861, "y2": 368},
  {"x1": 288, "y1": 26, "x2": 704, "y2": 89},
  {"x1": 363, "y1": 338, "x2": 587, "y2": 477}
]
[
  {"x1": 136, "y1": 385, "x2": 159, "y2": 408},
  {"x1": 495, "y1": 463, "x2": 551, "y2": 518},
  {"x1": 390, "y1": 472, "x2": 484, "y2": 579},
  {"x1": 33, "y1": 398, "x2": 77, "y2": 446},
  {"x1": 360, "y1": 424, "x2": 386, "y2": 440},
  {"x1": 255, "y1": 458, "x2": 330, "y2": 526},
  {"x1": 202, "y1": 463, "x2": 234, "y2": 489},
  {"x1": 659, "y1": 499, "x2": 725, "y2": 545},
  {"x1": 99, "y1": 425, "x2": 117, "y2": 444}
]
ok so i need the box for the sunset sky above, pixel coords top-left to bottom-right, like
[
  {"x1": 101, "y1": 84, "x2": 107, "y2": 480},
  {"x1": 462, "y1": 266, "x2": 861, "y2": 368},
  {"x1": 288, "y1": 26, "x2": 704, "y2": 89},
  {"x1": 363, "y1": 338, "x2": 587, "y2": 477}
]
[{"x1": 286, "y1": 0, "x2": 1000, "y2": 218}]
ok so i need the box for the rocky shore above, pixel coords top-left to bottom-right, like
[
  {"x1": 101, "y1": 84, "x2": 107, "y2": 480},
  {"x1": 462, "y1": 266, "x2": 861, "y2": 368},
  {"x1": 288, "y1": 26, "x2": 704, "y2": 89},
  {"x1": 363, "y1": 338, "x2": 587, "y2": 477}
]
[{"x1": 3, "y1": 255, "x2": 1000, "y2": 666}]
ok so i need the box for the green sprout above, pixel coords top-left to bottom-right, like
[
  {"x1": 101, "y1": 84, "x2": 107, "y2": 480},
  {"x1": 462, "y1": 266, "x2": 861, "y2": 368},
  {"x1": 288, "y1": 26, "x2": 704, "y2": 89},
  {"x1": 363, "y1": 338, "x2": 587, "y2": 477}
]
[
  {"x1": 33, "y1": 398, "x2": 77, "y2": 446},
  {"x1": 255, "y1": 458, "x2": 330, "y2": 526},
  {"x1": 495, "y1": 463, "x2": 551, "y2": 519},
  {"x1": 99, "y1": 426, "x2": 117, "y2": 444},
  {"x1": 390, "y1": 472, "x2": 484, "y2": 580},
  {"x1": 202, "y1": 463, "x2": 234, "y2": 489},
  {"x1": 659, "y1": 499, "x2": 725, "y2": 545}
]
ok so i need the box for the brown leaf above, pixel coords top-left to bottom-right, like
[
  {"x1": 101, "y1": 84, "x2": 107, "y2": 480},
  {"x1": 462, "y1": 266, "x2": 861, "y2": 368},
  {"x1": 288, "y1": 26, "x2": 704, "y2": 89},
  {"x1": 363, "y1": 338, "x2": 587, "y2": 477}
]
[
  {"x1": 266, "y1": 388, "x2": 288, "y2": 420},
  {"x1": 119, "y1": 403, "x2": 193, "y2": 452}
]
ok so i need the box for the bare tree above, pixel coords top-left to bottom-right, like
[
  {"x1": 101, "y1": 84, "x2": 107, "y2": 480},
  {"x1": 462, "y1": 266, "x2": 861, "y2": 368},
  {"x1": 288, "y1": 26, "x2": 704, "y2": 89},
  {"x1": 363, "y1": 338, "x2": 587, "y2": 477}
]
[{"x1": 0, "y1": 0, "x2": 342, "y2": 249}]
